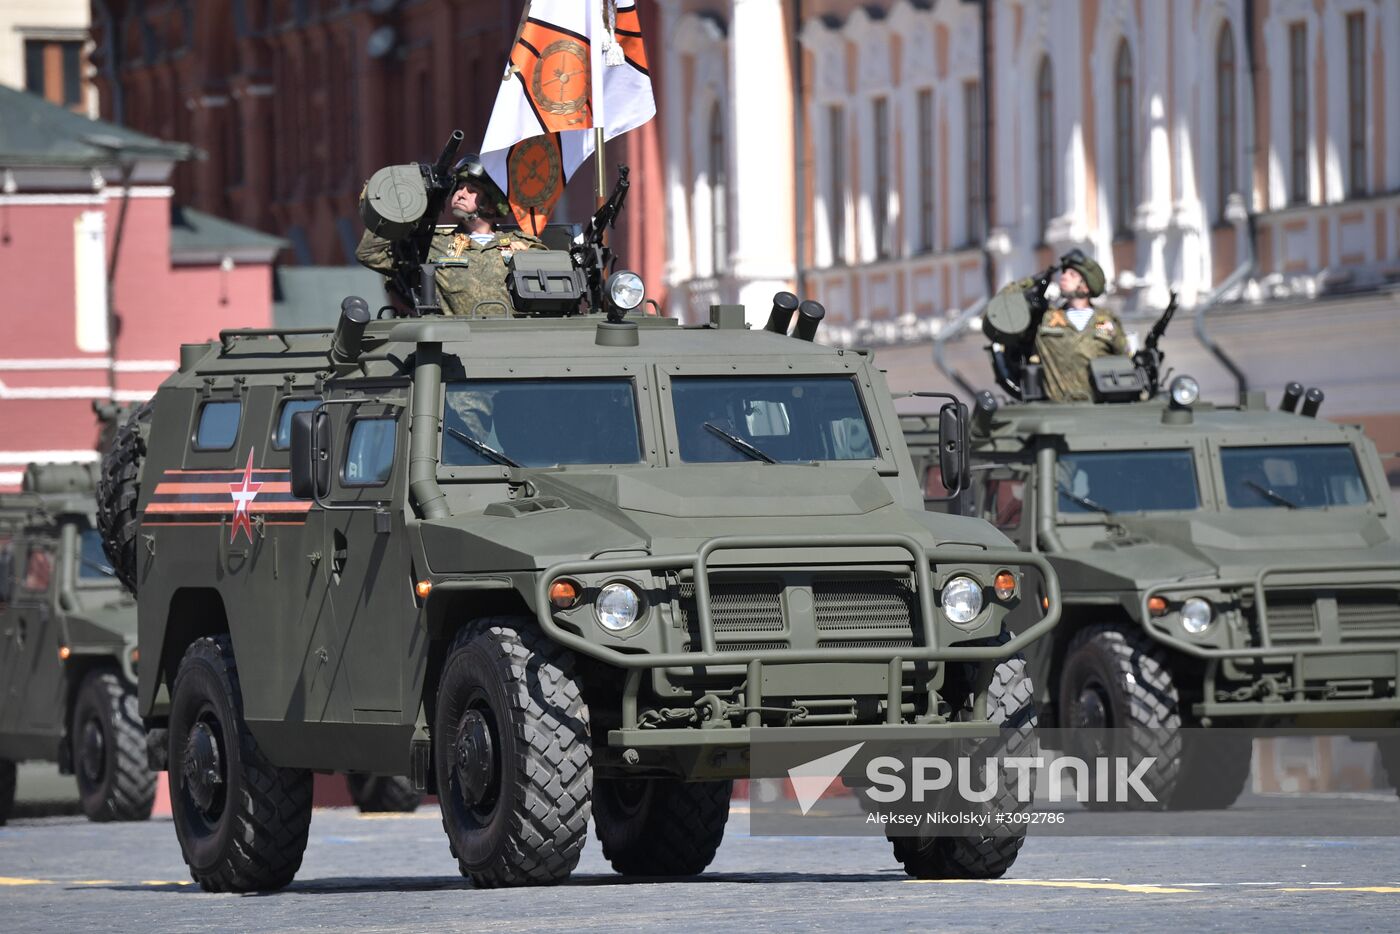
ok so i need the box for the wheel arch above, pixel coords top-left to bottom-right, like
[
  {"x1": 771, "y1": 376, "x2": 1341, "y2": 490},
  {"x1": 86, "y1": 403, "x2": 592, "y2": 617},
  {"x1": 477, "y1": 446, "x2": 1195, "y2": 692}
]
[
  {"x1": 419, "y1": 588, "x2": 534, "y2": 726},
  {"x1": 152, "y1": 588, "x2": 232, "y2": 725}
]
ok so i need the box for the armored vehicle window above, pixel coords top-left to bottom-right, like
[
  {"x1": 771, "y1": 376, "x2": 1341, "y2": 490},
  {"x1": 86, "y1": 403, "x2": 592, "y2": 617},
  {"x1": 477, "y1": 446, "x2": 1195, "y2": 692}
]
[
  {"x1": 441, "y1": 379, "x2": 643, "y2": 468},
  {"x1": 671, "y1": 376, "x2": 875, "y2": 464},
  {"x1": 78, "y1": 529, "x2": 115, "y2": 581},
  {"x1": 1057, "y1": 450, "x2": 1198, "y2": 514},
  {"x1": 1221, "y1": 444, "x2": 1368, "y2": 510},
  {"x1": 272, "y1": 399, "x2": 321, "y2": 450},
  {"x1": 194, "y1": 401, "x2": 242, "y2": 451},
  {"x1": 22, "y1": 544, "x2": 52, "y2": 592},
  {"x1": 342, "y1": 418, "x2": 398, "y2": 487}
]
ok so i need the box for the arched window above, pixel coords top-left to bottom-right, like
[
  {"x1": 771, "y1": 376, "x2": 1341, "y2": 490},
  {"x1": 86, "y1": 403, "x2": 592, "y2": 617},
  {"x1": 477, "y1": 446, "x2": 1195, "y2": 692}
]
[
  {"x1": 1215, "y1": 23, "x2": 1237, "y2": 222},
  {"x1": 708, "y1": 101, "x2": 728, "y2": 275},
  {"x1": 1112, "y1": 40, "x2": 1135, "y2": 237},
  {"x1": 1035, "y1": 57, "x2": 1055, "y2": 238}
]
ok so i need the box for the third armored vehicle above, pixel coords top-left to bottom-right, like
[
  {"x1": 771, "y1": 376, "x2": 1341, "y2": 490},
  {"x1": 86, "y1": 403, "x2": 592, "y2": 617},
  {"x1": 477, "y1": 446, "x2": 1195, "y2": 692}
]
[{"x1": 0, "y1": 463, "x2": 155, "y2": 825}]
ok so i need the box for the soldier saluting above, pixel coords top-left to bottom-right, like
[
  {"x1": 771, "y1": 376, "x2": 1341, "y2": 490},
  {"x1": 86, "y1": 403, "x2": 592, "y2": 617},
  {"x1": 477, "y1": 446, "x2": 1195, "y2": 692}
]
[
  {"x1": 356, "y1": 154, "x2": 547, "y2": 317},
  {"x1": 990, "y1": 249, "x2": 1127, "y2": 402}
]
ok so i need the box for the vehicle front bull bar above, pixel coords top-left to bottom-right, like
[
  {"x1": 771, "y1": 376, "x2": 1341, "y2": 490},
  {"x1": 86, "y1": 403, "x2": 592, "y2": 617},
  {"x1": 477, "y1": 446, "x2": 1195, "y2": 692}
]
[{"x1": 534, "y1": 533, "x2": 1060, "y2": 668}]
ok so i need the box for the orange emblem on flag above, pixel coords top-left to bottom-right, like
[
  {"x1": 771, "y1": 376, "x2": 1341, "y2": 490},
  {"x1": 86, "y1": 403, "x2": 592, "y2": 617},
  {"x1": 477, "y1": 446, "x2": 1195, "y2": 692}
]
[
  {"x1": 512, "y1": 21, "x2": 593, "y2": 131},
  {"x1": 507, "y1": 134, "x2": 565, "y2": 235}
]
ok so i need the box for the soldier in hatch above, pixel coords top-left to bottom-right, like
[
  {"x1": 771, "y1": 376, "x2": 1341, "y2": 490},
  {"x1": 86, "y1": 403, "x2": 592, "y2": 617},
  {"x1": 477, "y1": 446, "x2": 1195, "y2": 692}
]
[
  {"x1": 355, "y1": 155, "x2": 547, "y2": 317},
  {"x1": 1000, "y1": 250, "x2": 1128, "y2": 402}
]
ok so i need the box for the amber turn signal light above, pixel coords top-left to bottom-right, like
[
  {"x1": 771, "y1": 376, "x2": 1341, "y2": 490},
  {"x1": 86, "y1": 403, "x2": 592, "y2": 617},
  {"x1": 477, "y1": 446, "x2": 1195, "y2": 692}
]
[
  {"x1": 993, "y1": 571, "x2": 1017, "y2": 601},
  {"x1": 1040, "y1": 595, "x2": 1050, "y2": 611},
  {"x1": 549, "y1": 579, "x2": 580, "y2": 610},
  {"x1": 58, "y1": 645, "x2": 71, "y2": 661},
  {"x1": 1147, "y1": 596, "x2": 1169, "y2": 617},
  {"x1": 415, "y1": 580, "x2": 433, "y2": 598}
]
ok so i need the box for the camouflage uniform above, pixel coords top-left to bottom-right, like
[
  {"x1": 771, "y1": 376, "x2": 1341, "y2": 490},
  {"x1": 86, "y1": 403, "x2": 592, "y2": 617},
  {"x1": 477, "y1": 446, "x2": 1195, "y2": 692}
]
[
  {"x1": 355, "y1": 227, "x2": 547, "y2": 318},
  {"x1": 1034, "y1": 306, "x2": 1128, "y2": 402}
]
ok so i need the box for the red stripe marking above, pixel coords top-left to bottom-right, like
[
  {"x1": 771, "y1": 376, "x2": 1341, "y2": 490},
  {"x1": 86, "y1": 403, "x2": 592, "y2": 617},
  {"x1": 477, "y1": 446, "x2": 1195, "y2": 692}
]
[
  {"x1": 141, "y1": 520, "x2": 309, "y2": 527},
  {"x1": 154, "y1": 482, "x2": 293, "y2": 494},
  {"x1": 162, "y1": 468, "x2": 291, "y2": 475},
  {"x1": 144, "y1": 501, "x2": 313, "y2": 514}
]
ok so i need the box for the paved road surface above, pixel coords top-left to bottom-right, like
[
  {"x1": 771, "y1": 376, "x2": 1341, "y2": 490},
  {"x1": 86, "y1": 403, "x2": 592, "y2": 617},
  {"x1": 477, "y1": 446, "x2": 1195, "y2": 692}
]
[{"x1": 4, "y1": 800, "x2": 1399, "y2": 932}]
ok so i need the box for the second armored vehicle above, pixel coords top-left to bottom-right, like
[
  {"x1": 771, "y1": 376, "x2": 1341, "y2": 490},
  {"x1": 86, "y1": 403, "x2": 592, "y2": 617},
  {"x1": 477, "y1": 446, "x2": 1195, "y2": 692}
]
[{"x1": 0, "y1": 463, "x2": 155, "y2": 824}]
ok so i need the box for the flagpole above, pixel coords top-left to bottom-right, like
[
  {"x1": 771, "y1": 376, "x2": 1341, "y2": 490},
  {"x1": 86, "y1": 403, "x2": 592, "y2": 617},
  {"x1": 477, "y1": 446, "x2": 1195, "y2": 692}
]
[{"x1": 595, "y1": 127, "x2": 607, "y2": 209}]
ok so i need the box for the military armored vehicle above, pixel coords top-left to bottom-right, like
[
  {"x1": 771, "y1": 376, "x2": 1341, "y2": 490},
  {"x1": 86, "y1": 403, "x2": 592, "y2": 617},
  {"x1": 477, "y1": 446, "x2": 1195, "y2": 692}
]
[
  {"x1": 98, "y1": 158, "x2": 1061, "y2": 889},
  {"x1": 0, "y1": 463, "x2": 155, "y2": 825},
  {"x1": 906, "y1": 271, "x2": 1400, "y2": 808}
]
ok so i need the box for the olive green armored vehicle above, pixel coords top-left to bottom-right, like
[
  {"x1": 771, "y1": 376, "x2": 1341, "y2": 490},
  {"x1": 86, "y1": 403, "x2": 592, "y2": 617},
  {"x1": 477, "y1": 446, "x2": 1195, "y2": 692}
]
[
  {"x1": 905, "y1": 272, "x2": 1400, "y2": 808},
  {"x1": 0, "y1": 463, "x2": 155, "y2": 825},
  {"x1": 97, "y1": 153, "x2": 1059, "y2": 893}
]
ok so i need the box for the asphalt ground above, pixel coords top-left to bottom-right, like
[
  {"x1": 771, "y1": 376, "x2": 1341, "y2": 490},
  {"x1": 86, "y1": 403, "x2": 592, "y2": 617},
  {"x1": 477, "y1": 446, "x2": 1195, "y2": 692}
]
[{"x1": 4, "y1": 797, "x2": 1400, "y2": 932}]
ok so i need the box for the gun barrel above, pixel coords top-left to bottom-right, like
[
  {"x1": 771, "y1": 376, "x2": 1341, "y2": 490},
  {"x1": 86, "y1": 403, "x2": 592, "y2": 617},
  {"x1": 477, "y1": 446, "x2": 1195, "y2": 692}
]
[{"x1": 434, "y1": 130, "x2": 465, "y2": 172}]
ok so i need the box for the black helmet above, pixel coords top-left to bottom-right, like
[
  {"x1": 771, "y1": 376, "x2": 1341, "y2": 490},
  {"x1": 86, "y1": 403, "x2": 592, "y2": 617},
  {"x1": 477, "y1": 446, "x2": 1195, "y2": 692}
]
[
  {"x1": 1058, "y1": 249, "x2": 1106, "y2": 298},
  {"x1": 451, "y1": 154, "x2": 509, "y2": 217}
]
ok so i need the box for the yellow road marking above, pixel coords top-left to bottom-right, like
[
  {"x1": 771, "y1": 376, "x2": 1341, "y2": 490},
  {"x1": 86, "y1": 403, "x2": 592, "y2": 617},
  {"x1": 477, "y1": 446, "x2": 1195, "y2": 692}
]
[
  {"x1": 0, "y1": 877, "x2": 52, "y2": 886},
  {"x1": 912, "y1": 879, "x2": 1193, "y2": 895},
  {"x1": 140, "y1": 880, "x2": 194, "y2": 887},
  {"x1": 1279, "y1": 886, "x2": 1400, "y2": 894},
  {"x1": 69, "y1": 880, "x2": 119, "y2": 886}
]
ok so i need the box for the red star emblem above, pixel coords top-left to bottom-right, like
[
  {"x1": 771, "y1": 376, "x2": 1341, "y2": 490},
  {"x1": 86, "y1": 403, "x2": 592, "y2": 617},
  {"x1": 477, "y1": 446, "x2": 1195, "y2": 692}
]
[{"x1": 228, "y1": 448, "x2": 263, "y2": 544}]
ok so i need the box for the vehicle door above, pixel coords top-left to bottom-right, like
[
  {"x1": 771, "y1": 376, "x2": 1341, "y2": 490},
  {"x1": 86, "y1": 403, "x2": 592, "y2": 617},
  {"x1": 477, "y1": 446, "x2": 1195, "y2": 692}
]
[
  {"x1": 4, "y1": 536, "x2": 62, "y2": 738},
  {"x1": 304, "y1": 383, "x2": 413, "y2": 725}
]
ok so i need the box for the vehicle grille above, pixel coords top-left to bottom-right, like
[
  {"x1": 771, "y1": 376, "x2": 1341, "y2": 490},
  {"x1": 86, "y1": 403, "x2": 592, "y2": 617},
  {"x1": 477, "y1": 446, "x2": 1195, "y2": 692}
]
[
  {"x1": 1262, "y1": 590, "x2": 1400, "y2": 644},
  {"x1": 1337, "y1": 591, "x2": 1400, "y2": 642},
  {"x1": 675, "y1": 579, "x2": 786, "y2": 651},
  {"x1": 1264, "y1": 593, "x2": 1318, "y2": 643},
  {"x1": 814, "y1": 577, "x2": 917, "y2": 648}
]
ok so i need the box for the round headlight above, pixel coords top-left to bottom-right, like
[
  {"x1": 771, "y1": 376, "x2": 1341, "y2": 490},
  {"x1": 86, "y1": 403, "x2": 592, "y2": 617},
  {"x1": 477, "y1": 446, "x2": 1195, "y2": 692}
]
[
  {"x1": 596, "y1": 582, "x2": 642, "y2": 631},
  {"x1": 942, "y1": 576, "x2": 984, "y2": 625},
  {"x1": 1170, "y1": 375, "x2": 1200, "y2": 408},
  {"x1": 1180, "y1": 597, "x2": 1213, "y2": 634},
  {"x1": 606, "y1": 271, "x2": 645, "y2": 313}
]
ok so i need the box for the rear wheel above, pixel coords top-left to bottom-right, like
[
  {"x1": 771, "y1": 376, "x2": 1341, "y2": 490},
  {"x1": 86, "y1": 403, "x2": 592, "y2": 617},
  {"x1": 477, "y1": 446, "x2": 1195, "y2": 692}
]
[
  {"x1": 169, "y1": 636, "x2": 312, "y2": 892},
  {"x1": 593, "y1": 778, "x2": 731, "y2": 876},
  {"x1": 1059, "y1": 624, "x2": 1182, "y2": 810},
  {"x1": 346, "y1": 774, "x2": 421, "y2": 813},
  {"x1": 434, "y1": 618, "x2": 591, "y2": 887},
  {"x1": 72, "y1": 670, "x2": 156, "y2": 822},
  {"x1": 893, "y1": 654, "x2": 1037, "y2": 880},
  {"x1": 0, "y1": 758, "x2": 15, "y2": 826}
]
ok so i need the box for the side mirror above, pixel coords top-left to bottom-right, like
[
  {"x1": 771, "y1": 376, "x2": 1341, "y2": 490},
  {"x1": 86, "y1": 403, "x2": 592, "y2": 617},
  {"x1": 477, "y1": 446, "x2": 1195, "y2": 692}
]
[
  {"x1": 290, "y1": 410, "x2": 332, "y2": 500},
  {"x1": 938, "y1": 402, "x2": 969, "y2": 495}
]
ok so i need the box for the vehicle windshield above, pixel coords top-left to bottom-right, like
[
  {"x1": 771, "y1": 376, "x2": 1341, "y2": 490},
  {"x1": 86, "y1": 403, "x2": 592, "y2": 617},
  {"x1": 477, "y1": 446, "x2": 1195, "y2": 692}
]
[
  {"x1": 670, "y1": 376, "x2": 876, "y2": 464},
  {"x1": 1220, "y1": 444, "x2": 1368, "y2": 509},
  {"x1": 441, "y1": 378, "x2": 643, "y2": 468},
  {"x1": 1057, "y1": 449, "x2": 1199, "y2": 514},
  {"x1": 78, "y1": 529, "x2": 116, "y2": 581}
]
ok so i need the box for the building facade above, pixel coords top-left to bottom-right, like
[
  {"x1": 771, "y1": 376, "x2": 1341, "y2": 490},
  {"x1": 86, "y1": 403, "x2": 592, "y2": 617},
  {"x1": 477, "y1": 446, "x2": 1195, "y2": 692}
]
[
  {"x1": 0, "y1": 87, "x2": 282, "y2": 492},
  {"x1": 0, "y1": 0, "x2": 100, "y2": 116},
  {"x1": 658, "y1": 0, "x2": 1400, "y2": 337},
  {"x1": 86, "y1": 0, "x2": 669, "y2": 305}
]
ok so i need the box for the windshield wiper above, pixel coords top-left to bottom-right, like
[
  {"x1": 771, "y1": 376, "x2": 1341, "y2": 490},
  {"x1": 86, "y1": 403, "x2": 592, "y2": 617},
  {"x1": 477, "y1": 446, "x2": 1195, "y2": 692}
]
[
  {"x1": 80, "y1": 557, "x2": 115, "y2": 577},
  {"x1": 703, "y1": 422, "x2": 776, "y2": 464},
  {"x1": 1057, "y1": 483, "x2": 1114, "y2": 515},
  {"x1": 1244, "y1": 479, "x2": 1299, "y2": 509},
  {"x1": 446, "y1": 427, "x2": 523, "y2": 469}
]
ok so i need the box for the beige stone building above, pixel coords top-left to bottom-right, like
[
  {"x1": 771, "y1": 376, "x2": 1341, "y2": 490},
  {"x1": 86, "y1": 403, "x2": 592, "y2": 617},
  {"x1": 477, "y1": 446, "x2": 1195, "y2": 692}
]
[
  {"x1": 0, "y1": 0, "x2": 98, "y2": 116},
  {"x1": 657, "y1": 0, "x2": 1400, "y2": 339}
]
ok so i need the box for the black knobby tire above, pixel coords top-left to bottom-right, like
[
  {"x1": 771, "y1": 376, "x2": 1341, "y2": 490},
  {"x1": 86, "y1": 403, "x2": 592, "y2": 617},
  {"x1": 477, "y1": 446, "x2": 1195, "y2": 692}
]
[
  {"x1": 97, "y1": 401, "x2": 151, "y2": 593},
  {"x1": 346, "y1": 774, "x2": 422, "y2": 813},
  {"x1": 593, "y1": 778, "x2": 731, "y2": 876},
  {"x1": 434, "y1": 618, "x2": 591, "y2": 888},
  {"x1": 1380, "y1": 740, "x2": 1400, "y2": 799},
  {"x1": 893, "y1": 654, "x2": 1037, "y2": 880},
  {"x1": 1058, "y1": 624, "x2": 1183, "y2": 810},
  {"x1": 168, "y1": 636, "x2": 313, "y2": 892},
  {"x1": 0, "y1": 758, "x2": 15, "y2": 826},
  {"x1": 72, "y1": 670, "x2": 156, "y2": 822},
  {"x1": 1170, "y1": 731, "x2": 1252, "y2": 810}
]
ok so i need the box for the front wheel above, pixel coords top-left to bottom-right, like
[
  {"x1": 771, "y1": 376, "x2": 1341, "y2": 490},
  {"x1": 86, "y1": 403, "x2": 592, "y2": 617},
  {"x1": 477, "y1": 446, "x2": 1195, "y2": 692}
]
[
  {"x1": 72, "y1": 670, "x2": 156, "y2": 822},
  {"x1": 0, "y1": 758, "x2": 15, "y2": 826},
  {"x1": 893, "y1": 654, "x2": 1037, "y2": 880},
  {"x1": 346, "y1": 774, "x2": 421, "y2": 813},
  {"x1": 434, "y1": 618, "x2": 591, "y2": 888},
  {"x1": 169, "y1": 636, "x2": 313, "y2": 892},
  {"x1": 593, "y1": 778, "x2": 731, "y2": 876}
]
